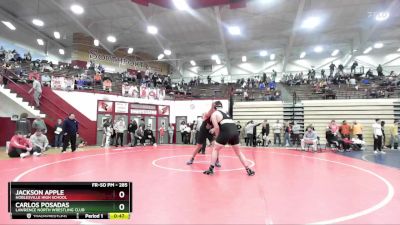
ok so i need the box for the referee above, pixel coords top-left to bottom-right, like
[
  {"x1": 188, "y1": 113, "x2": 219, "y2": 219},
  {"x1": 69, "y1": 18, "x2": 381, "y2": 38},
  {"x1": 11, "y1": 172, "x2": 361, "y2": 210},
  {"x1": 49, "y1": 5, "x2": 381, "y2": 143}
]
[{"x1": 62, "y1": 113, "x2": 79, "y2": 153}]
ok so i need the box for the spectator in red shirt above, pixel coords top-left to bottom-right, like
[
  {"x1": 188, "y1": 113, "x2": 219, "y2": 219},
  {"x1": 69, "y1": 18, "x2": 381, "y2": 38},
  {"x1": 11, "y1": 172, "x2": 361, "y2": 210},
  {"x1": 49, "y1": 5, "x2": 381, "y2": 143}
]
[
  {"x1": 8, "y1": 131, "x2": 34, "y2": 158},
  {"x1": 339, "y1": 120, "x2": 351, "y2": 139}
]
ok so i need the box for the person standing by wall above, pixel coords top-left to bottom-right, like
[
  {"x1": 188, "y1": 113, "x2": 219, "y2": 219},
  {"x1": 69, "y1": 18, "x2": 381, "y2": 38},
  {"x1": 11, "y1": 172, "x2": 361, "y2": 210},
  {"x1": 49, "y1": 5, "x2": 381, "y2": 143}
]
[
  {"x1": 16, "y1": 113, "x2": 32, "y2": 137},
  {"x1": 159, "y1": 125, "x2": 165, "y2": 144},
  {"x1": 62, "y1": 113, "x2": 79, "y2": 153},
  {"x1": 273, "y1": 120, "x2": 283, "y2": 146},
  {"x1": 114, "y1": 117, "x2": 126, "y2": 147},
  {"x1": 128, "y1": 119, "x2": 138, "y2": 147},
  {"x1": 292, "y1": 121, "x2": 301, "y2": 146},
  {"x1": 167, "y1": 124, "x2": 174, "y2": 144},
  {"x1": 54, "y1": 119, "x2": 63, "y2": 149},
  {"x1": 101, "y1": 118, "x2": 111, "y2": 147},
  {"x1": 32, "y1": 115, "x2": 47, "y2": 134},
  {"x1": 381, "y1": 120, "x2": 386, "y2": 149},
  {"x1": 284, "y1": 122, "x2": 292, "y2": 147},
  {"x1": 372, "y1": 119, "x2": 384, "y2": 154},
  {"x1": 28, "y1": 76, "x2": 42, "y2": 108},
  {"x1": 261, "y1": 120, "x2": 270, "y2": 147},
  {"x1": 245, "y1": 121, "x2": 261, "y2": 147}
]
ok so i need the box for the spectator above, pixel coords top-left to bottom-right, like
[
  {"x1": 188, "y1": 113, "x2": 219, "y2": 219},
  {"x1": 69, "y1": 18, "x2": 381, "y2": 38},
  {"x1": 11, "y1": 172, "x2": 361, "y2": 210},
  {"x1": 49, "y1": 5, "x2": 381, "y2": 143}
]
[
  {"x1": 207, "y1": 75, "x2": 211, "y2": 84},
  {"x1": 292, "y1": 121, "x2": 301, "y2": 146},
  {"x1": 284, "y1": 122, "x2": 292, "y2": 147},
  {"x1": 272, "y1": 120, "x2": 282, "y2": 146},
  {"x1": 301, "y1": 127, "x2": 318, "y2": 152},
  {"x1": 339, "y1": 120, "x2": 351, "y2": 139},
  {"x1": 326, "y1": 128, "x2": 342, "y2": 150},
  {"x1": 351, "y1": 61, "x2": 358, "y2": 74},
  {"x1": 32, "y1": 115, "x2": 47, "y2": 134},
  {"x1": 245, "y1": 121, "x2": 261, "y2": 147},
  {"x1": 103, "y1": 79, "x2": 112, "y2": 92},
  {"x1": 62, "y1": 113, "x2": 79, "y2": 153},
  {"x1": 54, "y1": 119, "x2": 63, "y2": 149},
  {"x1": 190, "y1": 121, "x2": 197, "y2": 145},
  {"x1": 139, "y1": 118, "x2": 145, "y2": 129},
  {"x1": 381, "y1": 120, "x2": 386, "y2": 149},
  {"x1": 28, "y1": 76, "x2": 42, "y2": 108},
  {"x1": 184, "y1": 124, "x2": 191, "y2": 144},
  {"x1": 261, "y1": 120, "x2": 270, "y2": 147},
  {"x1": 8, "y1": 131, "x2": 35, "y2": 158},
  {"x1": 100, "y1": 118, "x2": 112, "y2": 147},
  {"x1": 144, "y1": 125, "x2": 156, "y2": 146},
  {"x1": 272, "y1": 70, "x2": 277, "y2": 82},
  {"x1": 30, "y1": 129, "x2": 49, "y2": 153},
  {"x1": 128, "y1": 119, "x2": 138, "y2": 147},
  {"x1": 389, "y1": 119, "x2": 398, "y2": 150},
  {"x1": 372, "y1": 119, "x2": 384, "y2": 154},
  {"x1": 329, "y1": 63, "x2": 336, "y2": 76},
  {"x1": 352, "y1": 121, "x2": 363, "y2": 140},
  {"x1": 243, "y1": 89, "x2": 249, "y2": 101},
  {"x1": 180, "y1": 121, "x2": 188, "y2": 144},
  {"x1": 16, "y1": 113, "x2": 32, "y2": 137},
  {"x1": 135, "y1": 126, "x2": 145, "y2": 146},
  {"x1": 328, "y1": 120, "x2": 339, "y2": 136},
  {"x1": 114, "y1": 117, "x2": 126, "y2": 147},
  {"x1": 167, "y1": 124, "x2": 174, "y2": 144},
  {"x1": 159, "y1": 125, "x2": 165, "y2": 144},
  {"x1": 377, "y1": 64, "x2": 383, "y2": 77}
]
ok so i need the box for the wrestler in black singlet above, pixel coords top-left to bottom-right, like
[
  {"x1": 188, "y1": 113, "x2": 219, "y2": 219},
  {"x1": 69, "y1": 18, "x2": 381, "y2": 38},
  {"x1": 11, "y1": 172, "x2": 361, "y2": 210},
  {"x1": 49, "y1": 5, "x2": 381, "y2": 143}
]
[{"x1": 215, "y1": 110, "x2": 240, "y2": 146}]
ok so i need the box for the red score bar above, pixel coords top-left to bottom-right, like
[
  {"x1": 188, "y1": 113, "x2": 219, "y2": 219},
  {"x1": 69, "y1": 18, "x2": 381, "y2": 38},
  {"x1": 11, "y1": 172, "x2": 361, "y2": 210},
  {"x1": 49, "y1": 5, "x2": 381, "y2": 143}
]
[{"x1": 11, "y1": 189, "x2": 130, "y2": 201}]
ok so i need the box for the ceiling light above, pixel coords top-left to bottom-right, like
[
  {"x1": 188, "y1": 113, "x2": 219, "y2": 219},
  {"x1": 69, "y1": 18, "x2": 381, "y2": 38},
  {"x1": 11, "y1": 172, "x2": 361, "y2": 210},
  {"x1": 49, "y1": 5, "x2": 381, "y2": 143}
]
[
  {"x1": 1, "y1": 21, "x2": 16, "y2": 30},
  {"x1": 59, "y1": 49, "x2": 65, "y2": 55},
  {"x1": 147, "y1": 25, "x2": 158, "y2": 35},
  {"x1": 37, "y1": 39, "x2": 44, "y2": 46},
  {"x1": 314, "y1": 46, "x2": 323, "y2": 53},
  {"x1": 363, "y1": 47, "x2": 372, "y2": 54},
  {"x1": 331, "y1": 49, "x2": 339, "y2": 57},
  {"x1": 164, "y1": 49, "x2": 172, "y2": 56},
  {"x1": 228, "y1": 26, "x2": 241, "y2": 35},
  {"x1": 353, "y1": 49, "x2": 358, "y2": 52},
  {"x1": 53, "y1": 31, "x2": 61, "y2": 39},
  {"x1": 242, "y1": 56, "x2": 247, "y2": 62},
  {"x1": 94, "y1": 39, "x2": 99, "y2": 46},
  {"x1": 397, "y1": 48, "x2": 400, "y2": 52},
  {"x1": 373, "y1": 42, "x2": 384, "y2": 49},
  {"x1": 157, "y1": 54, "x2": 164, "y2": 60},
  {"x1": 211, "y1": 54, "x2": 219, "y2": 60},
  {"x1": 375, "y1": 12, "x2": 390, "y2": 21},
  {"x1": 172, "y1": 0, "x2": 190, "y2": 11},
  {"x1": 259, "y1": 50, "x2": 268, "y2": 57},
  {"x1": 270, "y1": 53, "x2": 275, "y2": 60},
  {"x1": 107, "y1": 35, "x2": 116, "y2": 43},
  {"x1": 216, "y1": 58, "x2": 221, "y2": 64},
  {"x1": 301, "y1": 16, "x2": 321, "y2": 29},
  {"x1": 32, "y1": 19, "x2": 44, "y2": 27},
  {"x1": 190, "y1": 60, "x2": 196, "y2": 66},
  {"x1": 127, "y1": 48, "x2": 134, "y2": 54},
  {"x1": 300, "y1": 51, "x2": 306, "y2": 58},
  {"x1": 70, "y1": 4, "x2": 84, "y2": 15}
]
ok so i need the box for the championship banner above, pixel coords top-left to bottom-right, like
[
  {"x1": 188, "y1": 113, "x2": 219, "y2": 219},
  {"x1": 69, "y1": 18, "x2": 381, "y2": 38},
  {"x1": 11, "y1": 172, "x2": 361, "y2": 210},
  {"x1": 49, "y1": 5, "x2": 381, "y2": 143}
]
[
  {"x1": 121, "y1": 84, "x2": 139, "y2": 98},
  {"x1": 98, "y1": 101, "x2": 113, "y2": 113},
  {"x1": 158, "y1": 106, "x2": 170, "y2": 116},
  {"x1": 139, "y1": 85, "x2": 166, "y2": 100},
  {"x1": 51, "y1": 76, "x2": 75, "y2": 91}
]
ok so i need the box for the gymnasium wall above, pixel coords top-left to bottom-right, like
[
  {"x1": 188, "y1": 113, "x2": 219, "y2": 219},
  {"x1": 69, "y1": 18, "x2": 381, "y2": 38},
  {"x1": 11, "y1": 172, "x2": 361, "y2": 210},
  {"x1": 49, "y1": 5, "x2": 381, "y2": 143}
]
[{"x1": 53, "y1": 90, "x2": 229, "y2": 123}]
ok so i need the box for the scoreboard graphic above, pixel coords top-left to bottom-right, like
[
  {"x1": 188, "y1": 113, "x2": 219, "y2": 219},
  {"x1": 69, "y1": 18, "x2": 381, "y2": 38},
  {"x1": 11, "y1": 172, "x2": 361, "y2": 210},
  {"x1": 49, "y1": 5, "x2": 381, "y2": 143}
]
[{"x1": 8, "y1": 182, "x2": 132, "y2": 220}]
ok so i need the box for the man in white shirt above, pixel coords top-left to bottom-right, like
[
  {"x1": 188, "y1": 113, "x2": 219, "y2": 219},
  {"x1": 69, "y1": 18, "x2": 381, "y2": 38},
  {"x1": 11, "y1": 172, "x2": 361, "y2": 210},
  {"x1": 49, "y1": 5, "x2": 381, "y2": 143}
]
[
  {"x1": 29, "y1": 129, "x2": 49, "y2": 156},
  {"x1": 273, "y1": 120, "x2": 282, "y2": 146},
  {"x1": 114, "y1": 117, "x2": 126, "y2": 147},
  {"x1": 372, "y1": 119, "x2": 385, "y2": 154},
  {"x1": 28, "y1": 76, "x2": 42, "y2": 108}
]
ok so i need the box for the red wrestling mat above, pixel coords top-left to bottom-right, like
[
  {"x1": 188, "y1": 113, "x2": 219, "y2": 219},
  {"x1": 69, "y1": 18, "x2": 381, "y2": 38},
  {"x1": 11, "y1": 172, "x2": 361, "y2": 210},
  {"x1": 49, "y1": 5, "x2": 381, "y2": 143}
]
[{"x1": 1, "y1": 145, "x2": 400, "y2": 224}]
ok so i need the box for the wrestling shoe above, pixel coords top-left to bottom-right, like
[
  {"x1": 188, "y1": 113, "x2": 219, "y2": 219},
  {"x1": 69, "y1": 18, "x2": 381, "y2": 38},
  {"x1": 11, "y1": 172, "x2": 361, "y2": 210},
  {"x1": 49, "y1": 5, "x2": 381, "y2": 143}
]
[
  {"x1": 203, "y1": 169, "x2": 214, "y2": 175},
  {"x1": 246, "y1": 168, "x2": 255, "y2": 176},
  {"x1": 186, "y1": 158, "x2": 194, "y2": 165},
  {"x1": 215, "y1": 161, "x2": 221, "y2": 168}
]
